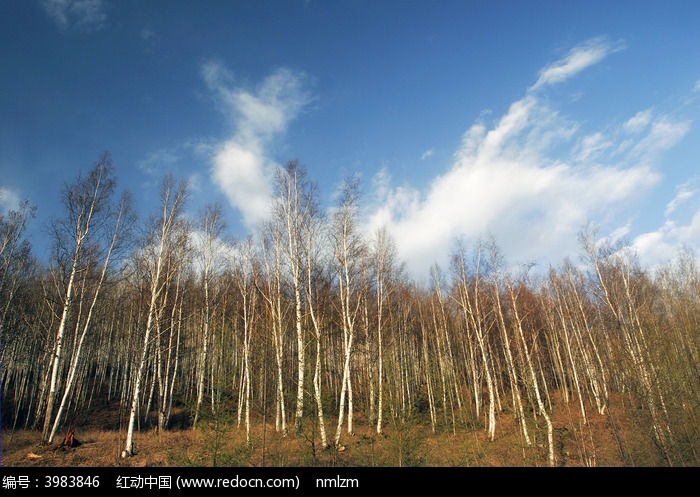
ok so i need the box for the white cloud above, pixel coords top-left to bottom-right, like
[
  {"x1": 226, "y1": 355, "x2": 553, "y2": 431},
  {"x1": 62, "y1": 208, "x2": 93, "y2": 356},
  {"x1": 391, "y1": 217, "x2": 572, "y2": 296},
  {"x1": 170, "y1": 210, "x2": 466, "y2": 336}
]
[
  {"x1": 608, "y1": 224, "x2": 632, "y2": 244},
  {"x1": 623, "y1": 109, "x2": 653, "y2": 134},
  {"x1": 421, "y1": 149, "x2": 434, "y2": 160},
  {"x1": 575, "y1": 132, "x2": 611, "y2": 162},
  {"x1": 0, "y1": 186, "x2": 20, "y2": 213},
  {"x1": 694, "y1": 79, "x2": 700, "y2": 93},
  {"x1": 371, "y1": 167, "x2": 392, "y2": 200},
  {"x1": 203, "y1": 62, "x2": 312, "y2": 227},
  {"x1": 42, "y1": 0, "x2": 107, "y2": 31},
  {"x1": 531, "y1": 37, "x2": 623, "y2": 90},
  {"x1": 665, "y1": 182, "x2": 696, "y2": 217},
  {"x1": 632, "y1": 211, "x2": 700, "y2": 268},
  {"x1": 630, "y1": 118, "x2": 691, "y2": 161},
  {"x1": 365, "y1": 40, "x2": 691, "y2": 280},
  {"x1": 631, "y1": 178, "x2": 700, "y2": 268},
  {"x1": 212, "y1": 142, "x2": 271, "y2": 226}
]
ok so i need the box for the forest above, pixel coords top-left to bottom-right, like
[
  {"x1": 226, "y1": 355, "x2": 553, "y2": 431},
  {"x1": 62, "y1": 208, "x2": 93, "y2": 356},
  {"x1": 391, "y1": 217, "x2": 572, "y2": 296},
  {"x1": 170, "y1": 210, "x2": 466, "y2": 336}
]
[{"x1": 1, "y1": 152, "x2": 698, "y2": 467}]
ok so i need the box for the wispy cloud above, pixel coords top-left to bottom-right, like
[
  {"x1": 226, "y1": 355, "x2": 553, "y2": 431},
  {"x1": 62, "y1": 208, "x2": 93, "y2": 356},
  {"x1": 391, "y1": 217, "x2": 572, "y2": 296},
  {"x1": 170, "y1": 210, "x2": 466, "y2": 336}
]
[
  {"x1": 531, "y1": 37, "x2": 623, "y2": 90},
  {"x1": 629, "y1": 118, "x2": 691, "y2": 161},
  {"x1": 365, "y1": 39, "x2": 691, "y2": 279},
  {"x1": 574, "y1": 132, "x2": 611, "y2": 162},
  {"x1": 137, "y1": 148, "x2": 180, "y2": 177},
  {"x1": 42, "y1": 0, "x2": 107, "y2": 31},
  {"x1": 0, "y1": 186, "x2": 20, "y2": 213},
  {"x1": 202, "y1": 61, "x2": 312, "y2": 226},
  {"x1": 623, "y1": 109, "x2": 653, "y2": 134},
  {"x1": 421, "y1": 149, "x2": 434, "y2": 160},
  {"x1": 664, "y1": 182, "x2": 696, "y2": 217},
  {"x1": 137, "y1": 139, "x2": 216, "y2": 195}
]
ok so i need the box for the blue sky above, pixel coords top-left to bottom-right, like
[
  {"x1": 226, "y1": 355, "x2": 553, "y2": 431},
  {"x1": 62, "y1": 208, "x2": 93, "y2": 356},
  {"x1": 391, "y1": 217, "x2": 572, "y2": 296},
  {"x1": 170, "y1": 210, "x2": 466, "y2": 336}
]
[{"x1": 1, "y1": 0, "x2": 699, "y2": 279}]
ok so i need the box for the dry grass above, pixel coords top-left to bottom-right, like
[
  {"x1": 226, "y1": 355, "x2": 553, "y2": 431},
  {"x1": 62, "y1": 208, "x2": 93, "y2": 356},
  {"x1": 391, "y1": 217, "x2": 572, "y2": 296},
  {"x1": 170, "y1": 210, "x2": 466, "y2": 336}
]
[{"x1": 1, "y1": 395, "x2": 673, "y2": 467}]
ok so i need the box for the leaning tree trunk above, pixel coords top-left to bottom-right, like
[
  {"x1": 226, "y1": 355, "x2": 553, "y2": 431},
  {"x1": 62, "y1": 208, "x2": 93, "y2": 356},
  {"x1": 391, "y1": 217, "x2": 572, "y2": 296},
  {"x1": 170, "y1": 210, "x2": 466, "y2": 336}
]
[
  {"x1": 48, "y1": 202, "x2": 123, "y2": 442},
  {"x1": 42, "y1": 250, "x2": 79, "y2": 443},
  {"x1": 509, "y1": 283, "x2": 555, "y2": 466}
]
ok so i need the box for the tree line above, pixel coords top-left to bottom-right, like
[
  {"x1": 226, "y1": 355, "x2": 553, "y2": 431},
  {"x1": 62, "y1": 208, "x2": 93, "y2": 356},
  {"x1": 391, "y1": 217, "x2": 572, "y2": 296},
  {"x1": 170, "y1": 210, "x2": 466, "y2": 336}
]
[{"x1": 1, "y1": 153, "x2": 697, "y2": 465}]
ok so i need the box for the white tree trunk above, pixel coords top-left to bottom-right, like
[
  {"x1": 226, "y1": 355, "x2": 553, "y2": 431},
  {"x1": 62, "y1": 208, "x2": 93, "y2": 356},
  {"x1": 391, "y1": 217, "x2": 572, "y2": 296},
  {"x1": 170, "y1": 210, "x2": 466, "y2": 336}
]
[
  {"x1": 312, "y1": 335, "x2": 328, "y2": 448},
  {"x1": 42, "y1": 252, "x2": 78, "y2": 442},
  {"x1": 124, "y1": 176, "x2": 185, "y2": 457},
  {"x1": 334, "y1": 331, "x2": 353, "y2": 447},
  {"x1": 510, "y1": 284, "x2": 555, "y2": 466},
  {"x1": 123, "y1": 270, "x2": 160, "y2": 457},
  {"x1": 193, "y1": 276, "x2": 210, "y2": 428},
  {"x1": 306, "y1": 255, "x2": 328, "y2": 447},
  {"x1": 493, "y1": 279, "x2": 531, "y2": 446},
  {"x1": 48, "y1": 203, "x2": 123, "y2": 442},
  {"x1": 376, "y1": 313, "x2": 384, "y2": 435},
  {"x1": 293, "y1": 277, "x2": 304, "y2": 434}
]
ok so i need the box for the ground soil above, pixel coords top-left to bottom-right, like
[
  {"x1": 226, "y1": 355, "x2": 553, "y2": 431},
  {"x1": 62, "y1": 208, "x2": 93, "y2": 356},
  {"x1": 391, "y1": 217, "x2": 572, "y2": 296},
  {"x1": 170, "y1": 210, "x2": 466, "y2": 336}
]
[{"x1": 0, "y1": 396, "x2": 672, "y2": 467}]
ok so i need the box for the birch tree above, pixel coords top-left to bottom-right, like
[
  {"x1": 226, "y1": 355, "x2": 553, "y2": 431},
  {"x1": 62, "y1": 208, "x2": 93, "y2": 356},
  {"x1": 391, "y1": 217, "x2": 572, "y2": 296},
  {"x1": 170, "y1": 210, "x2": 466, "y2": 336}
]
[
  {"x1": 452, "y1": 242, "x2": 497, "y2": 441},
  {"x1": 488, "y1": 243, "x2": 530, "y2": 446},
  {"x1": 41, "y1": 154, "x2": 117, "y2": 443},
  {"x1": 371, "y1": 226, "x2": 396, "y2": 435},
  {"x1": 123, "y1": 176, "x2": 187, "y2": 458},
  {"x1": 303, "y1": 201, "x2": 329, "y2": 447},
  {"x1": 273, "y1": 160, "x2": 317, "y2": 435},
  {"x1": 0, "y1": 199, "x2": 35, "y2": 338},
  {"x1": 508, "y1": 280, "x2": 555, "y2": 466},
  {"x1": 332, "y1": 177, "x2": 366, "y2": 447},
  {"x1": 47, "y1": 191, "x2": 133, "y2": 442},
  {"x1": 258, "y1": 226, "x2": 288, "y2": 435},
  {"x1": 582, "y1": 230, "x2": 675, "y2": 464},
  {"x1": 234, "y1": 237, "x2": 258, "y2": 446},
  {"x1": 193, "y1": 203, "x2": 225, "y2": 427}
]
